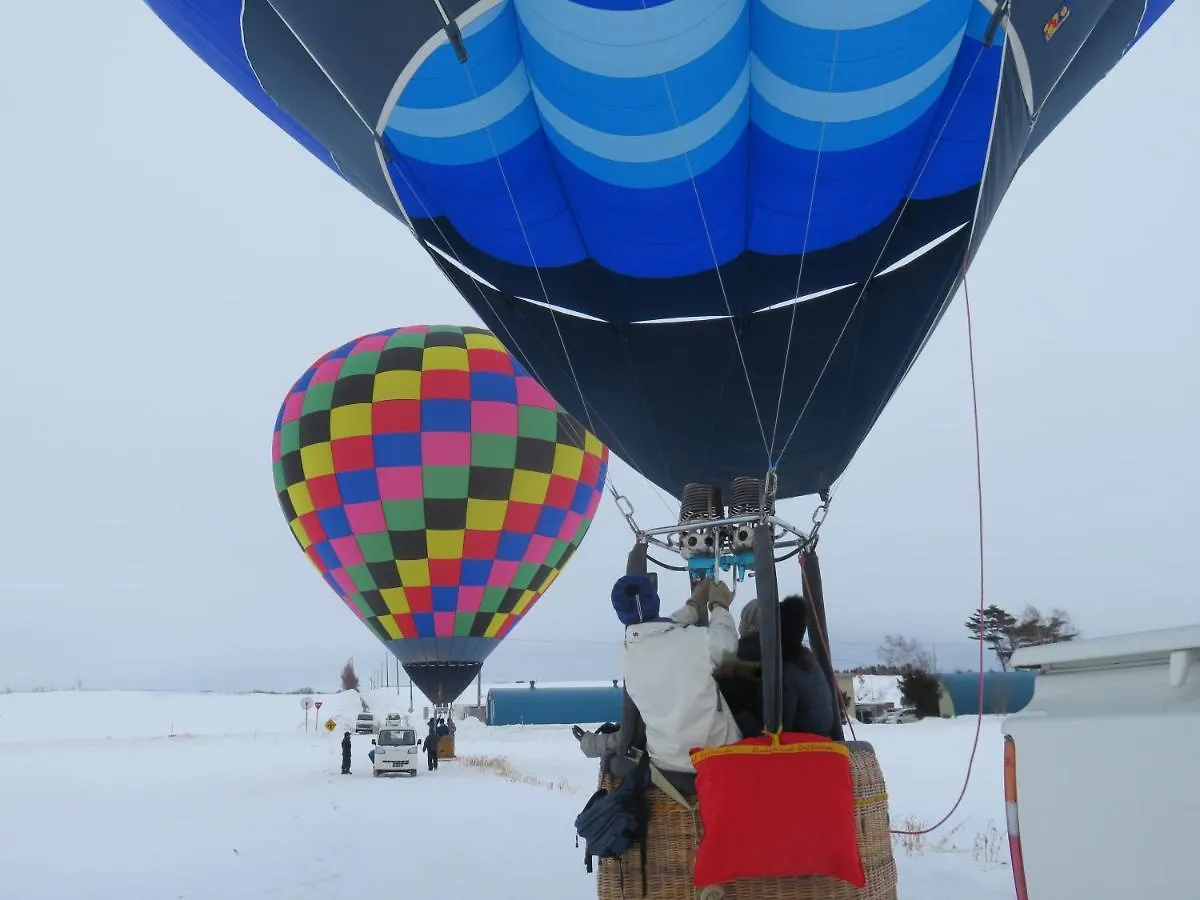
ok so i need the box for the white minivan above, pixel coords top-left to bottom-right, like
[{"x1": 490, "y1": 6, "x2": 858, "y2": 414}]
[{"x1": 372, "y1": 727, "x2": 420, "y2": 777}]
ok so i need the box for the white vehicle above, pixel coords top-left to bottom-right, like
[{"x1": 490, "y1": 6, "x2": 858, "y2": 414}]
[
  {"x1": 355, "y1": 713, "x2": 376, "y2": 735},
  {"x1": 1002, "y1": 625, "x2": 1200, "y2": 900},
  {"x1": 383, "y1": 713, "x2": 408, "y2": 727},
  {"x1": 372, "y1": 727, "x2": 421, "y2": 777},
  {"x1": 878, "y1": 706, "x2": 918, "y2": 724}
]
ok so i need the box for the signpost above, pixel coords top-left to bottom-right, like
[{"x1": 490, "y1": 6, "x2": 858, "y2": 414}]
[
  {"x1": 301, "y1": 696, "x2": 313, "y2": 732},
  {"x1": 324, "y1": 718, "x2": 337, "y2": 733}
]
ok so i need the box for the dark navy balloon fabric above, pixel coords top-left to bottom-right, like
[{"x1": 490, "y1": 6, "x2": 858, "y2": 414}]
[{"x1": 144, "y1": 0, "x2": 1175, "y2": 498}]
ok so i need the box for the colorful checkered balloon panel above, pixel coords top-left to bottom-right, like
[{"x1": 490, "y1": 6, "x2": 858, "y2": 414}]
[{"x1": 272, "y1": 325, "x2": 609, "y2": 703}]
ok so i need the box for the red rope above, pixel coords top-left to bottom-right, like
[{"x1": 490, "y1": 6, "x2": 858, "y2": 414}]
[
  {"x1": 801, "y1": 259, "x2": 988, "y2": 838},
  {"x1": 888, "y1": 260, "x2": 987, "y2": 836}
]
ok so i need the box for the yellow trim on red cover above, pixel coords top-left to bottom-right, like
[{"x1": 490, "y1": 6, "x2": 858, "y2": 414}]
[{"x1": 690, "y1": 732, "x2": 851, "y2": 766}]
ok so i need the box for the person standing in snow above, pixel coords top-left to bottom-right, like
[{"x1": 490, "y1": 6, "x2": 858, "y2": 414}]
[
  {"x1": 341, "y1": 731, "x2": 352, "y2": 775},
  {"x1": 423, "y1": 719, "x2": 439, "y2": 771}
]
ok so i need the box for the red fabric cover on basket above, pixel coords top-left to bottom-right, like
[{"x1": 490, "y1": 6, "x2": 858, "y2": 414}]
[{"x1": 689, "y1": 731, "x2": 866, "y2": 889}]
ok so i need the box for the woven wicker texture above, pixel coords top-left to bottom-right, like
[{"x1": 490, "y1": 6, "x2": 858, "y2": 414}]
[{"x1": 595, "y1": 742, "x2": 897, "y2": 900}]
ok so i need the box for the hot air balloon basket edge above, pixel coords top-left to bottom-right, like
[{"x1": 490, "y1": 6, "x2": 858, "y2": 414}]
[{"x1": 593, "y1": 744, "x2": 897, "y2": 900}]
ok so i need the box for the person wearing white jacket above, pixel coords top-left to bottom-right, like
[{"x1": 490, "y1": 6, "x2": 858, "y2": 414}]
[{"x1": 611, "y1": 573, "x2": 743, "y2": 775}]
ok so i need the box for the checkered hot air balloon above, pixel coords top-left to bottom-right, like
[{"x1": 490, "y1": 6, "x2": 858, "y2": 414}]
[{"x1": 271, "y1": 325, "x2": 609, "y2": 704}]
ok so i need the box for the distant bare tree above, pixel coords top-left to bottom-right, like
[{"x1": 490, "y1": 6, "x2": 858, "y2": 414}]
[
  {"x1": 340, "y1": 659, "x2": 360, "y2": 692},
  {"x1": 878, "y1": 634, "x2": 935, "y2": 672}
]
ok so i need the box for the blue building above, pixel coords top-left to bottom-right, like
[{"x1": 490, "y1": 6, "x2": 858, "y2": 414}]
[
  {"x1": 486, "y1": 681, "x2": 624, "y2": 727},
  {"x1": 936, "y1": 671, "x2": 1037, "y2": 717}
]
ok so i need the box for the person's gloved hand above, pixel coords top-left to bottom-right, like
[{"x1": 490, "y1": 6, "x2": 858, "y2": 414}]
[
  {"x1": 571, "y1": 725, "x2": 585, "y2": 741},
  {"x1": 596, "y1": 721, "x2": 620, "y2": 735},
  {"x1": 687, "y1": 579, "x2": 710, "y2": 615},
  {"x1": 708, "y1": 581, "x2": 734, "y2": 610}
]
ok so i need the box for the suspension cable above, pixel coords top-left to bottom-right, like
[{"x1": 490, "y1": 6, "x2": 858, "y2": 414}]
[
  {"x1": 458, "y1": 67, "x2": 600, "y2": 446},
  {"x1": 892, "y1": 254, "x2": 986, "y2": 837},
  {"x1": 637, "y1": 0, "x2": 772, "y2": 461},
  {"x1": 800, "y1": 255, "x2": 985, "y2": 836},
  {"x1": 769, "y1": 11, "x2": 844, "y2": 459},
  {"x1": 384, "y1": 149, "x2": 657, "y2": 541},
  {"x1": 774, "y1": 41, "x2": 990, "y2": 465},
  {"x1": 450, "y1": 66, "x2": 687, "y2": 532}
]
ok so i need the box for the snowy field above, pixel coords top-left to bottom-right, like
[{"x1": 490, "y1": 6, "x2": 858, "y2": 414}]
[{"x1": 0, "y1": 688, "x2": 1015, "y2": 900}]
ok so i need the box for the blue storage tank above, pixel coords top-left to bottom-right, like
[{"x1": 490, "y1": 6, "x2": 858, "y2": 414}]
[
  {"x1": 486, "y1": 681, "x2": 624, "y2": 726},
  {"x1": 936, "y1": 671, "x2": 1037, "y2": 717}
]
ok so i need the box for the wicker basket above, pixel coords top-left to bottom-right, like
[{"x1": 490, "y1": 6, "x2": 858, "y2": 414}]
[{"x1": 595, "y1": 742, "x2": 897, "y2": 900}]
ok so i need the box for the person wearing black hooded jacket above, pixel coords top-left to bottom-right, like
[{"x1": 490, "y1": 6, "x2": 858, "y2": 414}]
[
  {"x1": 714, "y1": 594, "x2": 837, "y2": 739},
  {"x1": 423, "y1": 718, "x2": 439, "y2": 771}
]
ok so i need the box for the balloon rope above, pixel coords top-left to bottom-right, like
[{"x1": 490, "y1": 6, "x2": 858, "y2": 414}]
[
  {"x1": 638, "y1": 0, "x2": 772, "y2": 460},
  {"x1": 773, "y1": 41, "x2": 991, "y2": 466},
  {"x1": 890, "y1": 254, "x2": 987, "y2": 837},
  {"x1": 382, "y1": 155, "x2": 552, "y2": 396},
  {"x1": 769, "y1": 17, "x2": 844, "y2": 459},
  {"x1": 456, "y1": 65, "x2": 602, "y2": 446},
  {"x1": 385, "y1": 134, "x2": 680, "y2": 527},
  {"x1": 442, "y1": 62, "x2": 684, "y2": 526}
]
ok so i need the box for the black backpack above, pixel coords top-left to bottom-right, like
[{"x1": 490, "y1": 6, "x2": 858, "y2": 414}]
[{"x1": 574, "y1": 750, "x2": 652, "y2": 895}]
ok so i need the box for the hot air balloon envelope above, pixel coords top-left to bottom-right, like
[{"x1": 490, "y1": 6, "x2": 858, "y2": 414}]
[
  {"x1": 272, "y1": 325, "x2": 609, "y2": 703},
  {"x1": 152, "y1": 0, "x2": 1174, "y2": 499}
]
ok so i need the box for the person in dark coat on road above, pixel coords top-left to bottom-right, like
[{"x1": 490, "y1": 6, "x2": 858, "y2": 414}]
[
  {"x1": 341, "y1": 731, "x2": 352, "y2": 774},
  {"x1": 423, "y1": 720, "x2": 439, "y2": 771}
]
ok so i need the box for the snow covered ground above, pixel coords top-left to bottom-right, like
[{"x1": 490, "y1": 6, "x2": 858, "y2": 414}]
[{"x1": 0, "y1": 689, "x2": 1015, "y2": 900}]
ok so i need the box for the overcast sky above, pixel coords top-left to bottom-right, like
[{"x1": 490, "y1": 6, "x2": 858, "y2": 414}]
[{"x1": 0, "y1": 3, "x2": 1195, "y2": 697}]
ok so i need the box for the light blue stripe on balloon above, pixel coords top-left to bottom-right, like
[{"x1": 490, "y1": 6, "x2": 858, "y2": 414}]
[
  {"x1": 750, "y1": 29, "x2": 962, "y2": 126},
  {"x1": 399, "y1": 1, "x2": 522, "y2": 109},
  {"x1": 757, "y1": 0, "x2": 963, "y2": 31},
  {"x1": 752, "y1": 0, "x2": 971, "y2": 92},
  {"x1": 516, "y1": 7, "x2": 748, "y2": 137},
  {"x1": 538, "y1": 89, "x2": 750, "y2": 189},
  {"x1": 384, "y1": 92, "x2": 543, "y2": 165},
  {"x1": 390, "y1": 61, "x2": 531, "y2": 139},
  {"x1": 513, "y1": 0, "x2": 745, "y2": 78},
  {"x1": 751, "y1": 64, "x2": 950, "y2": 151},
  {"x1": 530, "y1": 60, "x2": 748, "y2": 164}
]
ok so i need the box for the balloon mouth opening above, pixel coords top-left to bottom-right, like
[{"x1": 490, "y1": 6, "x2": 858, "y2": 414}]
[{"x1": 402, "y1": 660, "x2": 483, "y2": 705}]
